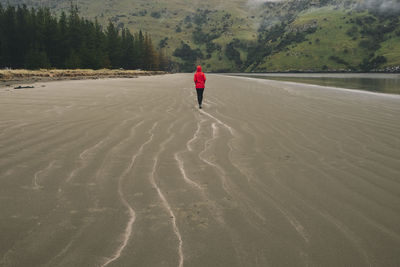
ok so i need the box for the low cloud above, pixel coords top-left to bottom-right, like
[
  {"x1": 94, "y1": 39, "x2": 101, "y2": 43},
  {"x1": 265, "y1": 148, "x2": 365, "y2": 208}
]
[
  {"x1": 247, "y1": 0, "x2": 285, "y2": 6},
  {"x1": 363, "y1": 0, "x2": 400, "y2": 13}
]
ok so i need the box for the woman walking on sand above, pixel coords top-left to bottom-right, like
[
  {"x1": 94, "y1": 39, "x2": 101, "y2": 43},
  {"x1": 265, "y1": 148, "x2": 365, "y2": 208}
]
[{"x1": 194, "y1": 65, "x2": 206, "y2": 109}]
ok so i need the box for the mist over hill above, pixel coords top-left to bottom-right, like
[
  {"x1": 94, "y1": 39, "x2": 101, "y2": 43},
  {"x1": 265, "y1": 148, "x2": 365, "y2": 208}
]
[{"x1": 1, "y1": 0, "x2": 400, "y2": 72}]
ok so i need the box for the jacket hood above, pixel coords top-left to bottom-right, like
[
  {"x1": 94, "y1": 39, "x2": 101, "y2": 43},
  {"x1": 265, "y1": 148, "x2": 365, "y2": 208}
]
[{"x1": 196, "y1": 65, "x2": 202, "y2": 72}]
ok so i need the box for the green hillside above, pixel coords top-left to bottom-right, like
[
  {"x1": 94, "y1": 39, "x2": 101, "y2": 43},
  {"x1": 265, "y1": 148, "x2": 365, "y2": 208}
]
[
  {"x1": 1, "y1": 0, "x2": 399, "y2": 72},
  {"x1": 250, "y1": 6, "x2": 400, "y2": 72}
]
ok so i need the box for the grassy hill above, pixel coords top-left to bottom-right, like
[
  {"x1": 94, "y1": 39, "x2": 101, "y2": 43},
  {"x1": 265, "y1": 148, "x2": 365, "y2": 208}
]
[
  {"x1": 1, "y1": 0, "x2": 399, "y2": 72},
  {"x1": 250, "y1": 6, "x2": 400, "y2": 72}
]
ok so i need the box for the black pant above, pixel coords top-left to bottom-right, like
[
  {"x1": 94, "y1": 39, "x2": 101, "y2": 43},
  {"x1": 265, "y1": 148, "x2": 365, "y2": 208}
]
[{"x1": 196, "y1": 88, "x2": 204, "y2": 106}]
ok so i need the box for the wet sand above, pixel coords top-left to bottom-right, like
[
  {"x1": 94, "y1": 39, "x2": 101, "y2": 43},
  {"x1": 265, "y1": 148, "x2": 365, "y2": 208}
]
[{"x1": 0, "y1": 74, "x2": 400, "y2": 266}]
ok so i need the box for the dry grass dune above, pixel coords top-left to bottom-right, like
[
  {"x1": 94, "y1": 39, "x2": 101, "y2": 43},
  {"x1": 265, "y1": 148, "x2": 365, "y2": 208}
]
[
  {"x1": 0, "y1": 69, "x2": 164, "y2": 86},
  {"x1": 0, "y1": 74, "x2": 400, "y2": 266}
]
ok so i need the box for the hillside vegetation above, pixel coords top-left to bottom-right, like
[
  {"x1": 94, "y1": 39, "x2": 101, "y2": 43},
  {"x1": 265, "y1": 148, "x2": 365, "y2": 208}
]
[
  {"x1": 249, "y1": 6, "x2": 400, "y2": 72},
  {"x1": 1, "y1": 0, "x2": 399, "y2": 72}
]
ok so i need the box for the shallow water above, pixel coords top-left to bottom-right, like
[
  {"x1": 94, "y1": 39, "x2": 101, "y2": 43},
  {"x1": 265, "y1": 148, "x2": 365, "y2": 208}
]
[{"x1": 228, "y1": 73, "x2": 400, "y2": 94}]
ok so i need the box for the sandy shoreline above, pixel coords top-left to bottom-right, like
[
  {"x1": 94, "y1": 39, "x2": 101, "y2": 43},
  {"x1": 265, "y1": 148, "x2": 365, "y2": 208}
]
[{"x1": 1, "y1": 74, "x2": 399, "y2": 266}]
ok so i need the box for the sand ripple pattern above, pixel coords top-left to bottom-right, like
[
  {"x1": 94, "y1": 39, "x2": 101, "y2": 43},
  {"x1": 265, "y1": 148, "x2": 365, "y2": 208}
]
[{"x1": 1, "y1": 75, "x2": 400, "y2": 267}]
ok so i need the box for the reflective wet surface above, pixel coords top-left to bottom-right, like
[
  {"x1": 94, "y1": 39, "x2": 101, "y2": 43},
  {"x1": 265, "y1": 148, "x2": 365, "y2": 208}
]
[{"x1": 229, "y1": 73, "x2": 400, "y2": 94}]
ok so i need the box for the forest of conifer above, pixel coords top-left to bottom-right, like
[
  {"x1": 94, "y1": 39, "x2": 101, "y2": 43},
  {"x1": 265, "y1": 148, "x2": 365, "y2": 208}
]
[{"x1": 0, "y1": 4, "x2": 168, "y2": 70}]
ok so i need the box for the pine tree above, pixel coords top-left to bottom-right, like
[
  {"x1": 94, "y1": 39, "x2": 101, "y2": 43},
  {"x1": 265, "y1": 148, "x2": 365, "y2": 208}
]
[
  {"x1": 14, "y1": 5, "x2": 30, "y2": 68},
  {"x1": 158, "y1": 49, "x2": 170, "y2": 71},
  {"x1": 57, "y1": 11, "x2": 69, "y2": 68},
  {"x1": 3, "y1": 6, "x2": 17, "y2": 68},
  {"x1": 42, "y1": 7, "x2": 59, "y2": 67},
  {"x1": 0, "y1": 3, "x2": 4, "y2": 67},
  {"x1": 144, "y1": 33, "x2": 158, "y2": 70},
  {"x1": 135, "y1": 30, "x2": 145, "y2": 69},
  {"x1": 106, "y1": 20, "x2": 121, "y2": 69},
  {"x1": 93, "y1": 18, "x2": 109, "y2": 68},
  {"x1": 80, "y1": 19, "x2": 99, "y2": 69},
  {"x1": 121, "y1": 28, "x2": 136, "y2": 69},
  {"x1": 67, "y1": 4, "x2": 82, "y2": 68}
]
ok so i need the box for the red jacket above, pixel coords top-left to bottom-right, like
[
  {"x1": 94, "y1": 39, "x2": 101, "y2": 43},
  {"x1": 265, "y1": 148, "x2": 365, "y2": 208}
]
[{"x1": 194, "y1": 65, "x2": 206, "y2": 89}]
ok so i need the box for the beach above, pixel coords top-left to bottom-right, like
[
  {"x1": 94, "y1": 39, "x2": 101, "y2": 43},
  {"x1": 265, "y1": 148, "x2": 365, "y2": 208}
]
[{"x1": 1, "y1": 74, "x2": 400, "y2": 266}]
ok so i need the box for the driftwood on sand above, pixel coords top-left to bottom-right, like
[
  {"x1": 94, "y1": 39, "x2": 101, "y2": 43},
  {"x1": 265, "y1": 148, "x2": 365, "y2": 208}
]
[{"x1": 14, "y1": 85, "x2": 35, "y2": 89}]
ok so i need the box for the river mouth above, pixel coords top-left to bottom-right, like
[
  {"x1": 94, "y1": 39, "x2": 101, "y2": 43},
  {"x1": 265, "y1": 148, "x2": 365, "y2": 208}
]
[{"x1": 226, "y1": 73, "x2": 400, "y2": 95}]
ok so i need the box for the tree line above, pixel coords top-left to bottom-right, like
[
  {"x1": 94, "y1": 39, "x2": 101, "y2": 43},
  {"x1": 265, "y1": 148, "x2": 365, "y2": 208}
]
[{"x1": 0, "y1": 4, "x2": 169, "y2": 70}]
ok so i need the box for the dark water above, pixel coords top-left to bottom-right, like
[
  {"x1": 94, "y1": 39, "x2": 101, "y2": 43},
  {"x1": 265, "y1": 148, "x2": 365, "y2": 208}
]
[{"x1": 228, "y1": 73, "x2": 400, "y2": 95}]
